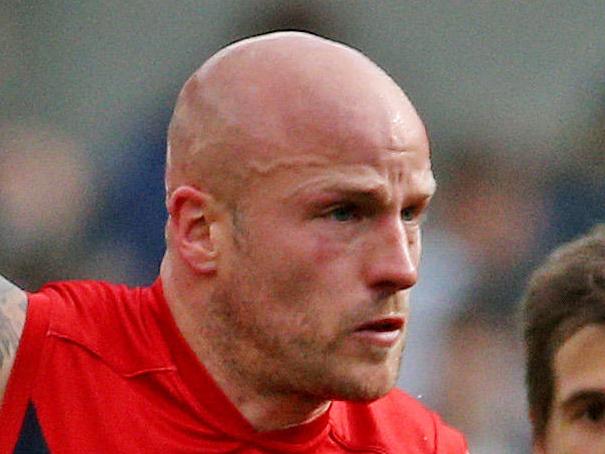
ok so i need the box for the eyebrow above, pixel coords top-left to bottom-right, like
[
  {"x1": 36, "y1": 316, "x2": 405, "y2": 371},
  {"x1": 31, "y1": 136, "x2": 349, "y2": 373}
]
[
  {"x1": 560, "y1": 388, "x2": 605, "y2": 413},
  {"x1": 288, "y1": 175, "x2": 437, "y2": 204}
]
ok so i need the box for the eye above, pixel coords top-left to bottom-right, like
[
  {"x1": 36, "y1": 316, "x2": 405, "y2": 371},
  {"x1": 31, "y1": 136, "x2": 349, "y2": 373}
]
[
  {"x1": 324, "y1": 204, "x2": 360, "y2": 222},
  {"x1": 565, "y1": 392, "x2": 605, "y2": 426},
  {"x1": 401, "y1": 207, "x2": 415, "y2": 222},
  {"x1": 583, "y1": 400, "x2": 605, "y2": 423},
  {"x1": 401, "y1": 207, "x2": 418, "y2": 222}
]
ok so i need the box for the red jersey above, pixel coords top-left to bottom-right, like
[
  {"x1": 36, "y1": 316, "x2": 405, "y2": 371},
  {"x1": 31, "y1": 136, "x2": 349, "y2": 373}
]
[{"x1": 0, "y1": 280, "x2": 467, "y2": 453}]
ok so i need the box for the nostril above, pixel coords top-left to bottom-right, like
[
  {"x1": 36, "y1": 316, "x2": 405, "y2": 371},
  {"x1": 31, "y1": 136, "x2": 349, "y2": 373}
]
[{"x1": 372, "y1": 275, "x2": 416, "y2": 298}]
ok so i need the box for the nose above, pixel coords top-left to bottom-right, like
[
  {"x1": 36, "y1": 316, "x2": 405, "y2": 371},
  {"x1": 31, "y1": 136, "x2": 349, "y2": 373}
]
[{"x1": 364, "y1": 217, "x2": 419, "y2": 294}]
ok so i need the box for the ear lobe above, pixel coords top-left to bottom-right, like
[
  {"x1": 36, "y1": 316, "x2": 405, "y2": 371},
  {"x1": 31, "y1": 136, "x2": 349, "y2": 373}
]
[{"x1": 168, "y1": 186, "x2": 219, "y2": 275}]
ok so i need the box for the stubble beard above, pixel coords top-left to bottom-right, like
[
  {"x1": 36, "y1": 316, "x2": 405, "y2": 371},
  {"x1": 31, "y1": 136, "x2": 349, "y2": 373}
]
[
  {"x1": 207, "y1": 278, "x2": 405, "y2": 404},
  {"x1": 211, "y1": 218, "x2": 405, "y2": 403}
]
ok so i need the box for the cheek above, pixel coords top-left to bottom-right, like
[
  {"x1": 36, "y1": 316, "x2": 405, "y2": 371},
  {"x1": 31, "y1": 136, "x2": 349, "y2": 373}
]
[
  {"x1": 308, "y1": 231, "x2": 365, "y2": 292},
  {"x1": 239, "y1": 235, "x2": 321, "y2": 302},
  {"x1": 271, "y1": 224, "x2": 347, "y2": 269},
  {"x1": 543, "y1": 418, "x2": 581, "y2": 454},
  {"x1": 312, "y1": 232, "x2": 346, "y2": 264},
  {"x1": 312, "y1": 222, "x2": 369, "y2": 262},
  {"x1": 241, "y1": 218, "x2": 363, "y2": 299},
  {"x1": 266, "y1": 233, "x2": 356, "y2": 303}
]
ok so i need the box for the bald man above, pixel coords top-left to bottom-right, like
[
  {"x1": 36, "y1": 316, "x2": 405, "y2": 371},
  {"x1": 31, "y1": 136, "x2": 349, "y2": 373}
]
[{"x1": 0, "y1": 32, "x2": 467, "y2": 453}]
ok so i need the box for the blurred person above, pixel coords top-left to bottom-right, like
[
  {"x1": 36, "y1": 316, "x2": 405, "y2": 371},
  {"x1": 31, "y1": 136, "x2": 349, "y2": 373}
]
[
  {"x1": 521, "y1": 224, "x2": 605, "y2": 453},
  {"x1": 408, "y1": 148, "x2": 544, "y2": 453},
  {"x1": 442, "y1": 314, "x2": 528, "y2": 453},
  {"x1": 0, "y1": 32, "x2": 467, "y2": 453},
  {"x1": 96, "y1": 106, "x2": 170, "y2": 284},
  {"x1": 0, "y1": 123, "x2": 95, "y2": 289},
  {"x1": 0, "y1": 123, "x2": 141, "y2": 289},
  {"x1": 542, "y1": 70, "x2": 605, "y2": 251}
]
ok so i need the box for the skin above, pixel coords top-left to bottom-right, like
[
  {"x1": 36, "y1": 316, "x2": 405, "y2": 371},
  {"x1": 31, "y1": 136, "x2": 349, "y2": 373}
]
[
  {"x1": 0, "y1": 32, "x2": 437, "y2": 435},
  {"x1": 161, "y1": 32, "x2": 435, "y2": 432},
  {"x1": 536, "y1": 324, "x2": 605, "y2": 454}
]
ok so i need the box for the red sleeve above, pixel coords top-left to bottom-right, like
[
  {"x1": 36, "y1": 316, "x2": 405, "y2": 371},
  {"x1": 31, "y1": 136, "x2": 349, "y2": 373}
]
[{"x1": 0, "y1": 291, "x2": 53, "y2": 453}]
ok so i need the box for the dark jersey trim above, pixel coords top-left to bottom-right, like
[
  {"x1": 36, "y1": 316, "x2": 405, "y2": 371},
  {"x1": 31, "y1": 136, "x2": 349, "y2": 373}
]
[{"x1": 14, "y1": 403, "x2": 49, "y2": 453}]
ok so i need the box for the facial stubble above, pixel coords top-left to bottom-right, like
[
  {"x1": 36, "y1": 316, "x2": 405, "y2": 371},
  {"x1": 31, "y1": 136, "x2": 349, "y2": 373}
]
[{"x1": 207, "y1": 259, "x2": 406, "y2": 404}]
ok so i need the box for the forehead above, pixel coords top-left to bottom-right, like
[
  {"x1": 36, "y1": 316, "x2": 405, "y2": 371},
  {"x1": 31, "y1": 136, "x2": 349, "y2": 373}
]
[
  {"x1": 243, "y1": 146, "x2": 435, "y2": 208},
  {"x1": 246, "y1": 87, "x2": 430, "y2": 174},
  {"x1": 242, "y1": 101, "x2": 433, "y2": 202},
  {"x1": 199, "y1": 38, "x2": 433, "y2": 205},
  {"x1": 280, "y1": 82, "x2": 425, "y2": 162},
  {"x1": 553, "y1": 324, "x2": 605, "y2": 401}
]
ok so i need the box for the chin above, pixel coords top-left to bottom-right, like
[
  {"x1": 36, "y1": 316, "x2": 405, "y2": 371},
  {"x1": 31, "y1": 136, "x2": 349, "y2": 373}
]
[
  {"x1": 323, "y1": 367, "x2": 399, "y2": 403},
  {"x1": 347, "y1": 388, "x2": 393, "y2": 403},
  {"x1": 332, "y1": 382, "x2": 395, "y2": 403}
]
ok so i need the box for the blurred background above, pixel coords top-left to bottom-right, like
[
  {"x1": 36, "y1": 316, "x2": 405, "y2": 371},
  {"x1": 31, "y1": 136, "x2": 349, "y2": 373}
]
[{"x1": 2, "y1": 1, "x2": 604, "y2": 452}]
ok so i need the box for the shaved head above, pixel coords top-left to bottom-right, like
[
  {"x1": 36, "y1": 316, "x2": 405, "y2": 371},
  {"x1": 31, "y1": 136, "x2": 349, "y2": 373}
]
[
  {"x1": 161, "y1": 31, "x2": 433, "y2": 431},
  {"x1": 166, "y1": 31, "x2": 424, "y2": 207}
]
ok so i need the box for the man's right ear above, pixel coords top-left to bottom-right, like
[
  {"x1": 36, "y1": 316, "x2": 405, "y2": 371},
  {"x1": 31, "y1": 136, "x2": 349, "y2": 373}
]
[{"x1": 167, "y1": 186, "x2": 219, "y2": 274}]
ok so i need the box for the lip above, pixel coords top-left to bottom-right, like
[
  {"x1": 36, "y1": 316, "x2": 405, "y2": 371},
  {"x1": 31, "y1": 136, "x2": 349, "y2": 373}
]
[{"x1": 352, "y1": 316, "x2": 405, "y2": 348}]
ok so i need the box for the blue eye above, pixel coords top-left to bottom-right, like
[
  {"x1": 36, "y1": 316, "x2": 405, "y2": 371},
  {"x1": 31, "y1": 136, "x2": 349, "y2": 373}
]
[
  {"x1": 327, "y1": 205, "x2": 357, "y2": 222},
  {"x1": 401, "y1": 207, "x2": 415, "y2": 222}
]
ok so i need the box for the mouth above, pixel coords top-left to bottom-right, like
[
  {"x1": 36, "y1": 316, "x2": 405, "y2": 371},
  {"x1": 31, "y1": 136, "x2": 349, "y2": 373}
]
[{"x1": 353, "y1": 316, "x2": 405, "y2": 347}]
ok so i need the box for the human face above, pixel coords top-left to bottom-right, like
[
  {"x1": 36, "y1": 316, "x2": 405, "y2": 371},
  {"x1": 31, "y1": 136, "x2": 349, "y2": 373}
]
[
  {"x1": 537, "y1": 324, "x2": 605, "y2": 453},
  {"x1": 211, "y1": 117, "x2": 435, "y2": 402}
]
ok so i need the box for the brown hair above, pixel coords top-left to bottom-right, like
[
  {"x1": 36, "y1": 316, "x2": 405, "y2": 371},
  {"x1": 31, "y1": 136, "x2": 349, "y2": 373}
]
[{"x1": 521, "y1": 224, "x2": 605, "y2": 439}]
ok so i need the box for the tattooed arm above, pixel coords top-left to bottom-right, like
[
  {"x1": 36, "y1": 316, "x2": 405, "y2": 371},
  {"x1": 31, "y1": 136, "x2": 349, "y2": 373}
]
[{"x1": 0, "y1": 276, "x2": 27, "y2": 401}]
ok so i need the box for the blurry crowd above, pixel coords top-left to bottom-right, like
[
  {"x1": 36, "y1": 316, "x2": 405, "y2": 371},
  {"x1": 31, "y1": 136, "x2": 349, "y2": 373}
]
[
  {"x1": 2, "y1": 82, "x2": 603, "y2": 454},
  {"x1": 0, "y1": 115, "x2": 167, "y2": 289},
  {"x1": 399, "y1": 96, "x2": 605, "y2": 452},
  {"x1": 1, "y1": 5, "x2": 604, "y2": 454}
]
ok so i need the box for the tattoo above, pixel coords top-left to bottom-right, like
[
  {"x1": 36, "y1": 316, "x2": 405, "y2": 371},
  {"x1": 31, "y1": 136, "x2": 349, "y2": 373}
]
[{"x1": 0, "y1": 276, "x2": 27, "y2": 372}]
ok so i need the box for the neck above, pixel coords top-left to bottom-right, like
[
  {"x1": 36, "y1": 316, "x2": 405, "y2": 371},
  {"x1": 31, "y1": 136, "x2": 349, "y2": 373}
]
[
  {"x1": 160, "y1": 255, "x2": 331, "y2": 432},
  {"x1": 237, "y1": 394, "x2": 331, "y2": 432}
]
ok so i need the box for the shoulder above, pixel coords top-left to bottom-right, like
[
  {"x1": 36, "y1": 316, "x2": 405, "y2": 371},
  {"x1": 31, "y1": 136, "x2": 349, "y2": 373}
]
[
  {"x1": 33, "y1": 280, "x2": 135, "y2": 342},
  {"x1": 40, "y1": 279, "x2": 139, "y2": 307},
  {"x1": 330, "y1": 388, "x2": 468, "y2": 453},
  {"x1": 0, "y1": 276, "x2": 27, "y2": 399},
  {"x1": 35, "y1": 280, "x2": 169, "y2": 375},
  {"x1": 39, "y1": 279, "x2": 145, "y2": 328}
]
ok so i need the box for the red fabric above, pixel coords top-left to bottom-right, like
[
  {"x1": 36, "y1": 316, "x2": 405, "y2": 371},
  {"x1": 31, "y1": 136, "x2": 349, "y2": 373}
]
[{"x1": 0, "y1": 279, "x2": 467, "y2": 453}]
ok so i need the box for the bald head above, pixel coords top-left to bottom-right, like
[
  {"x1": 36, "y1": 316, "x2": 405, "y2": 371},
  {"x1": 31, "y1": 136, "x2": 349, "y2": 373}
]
[
  {"x1": 166, "y1": 31, "x2": 424, "y2": 205},
  {"x1": 161, "y1": 34, "x2": 434, "y2": 421}
]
